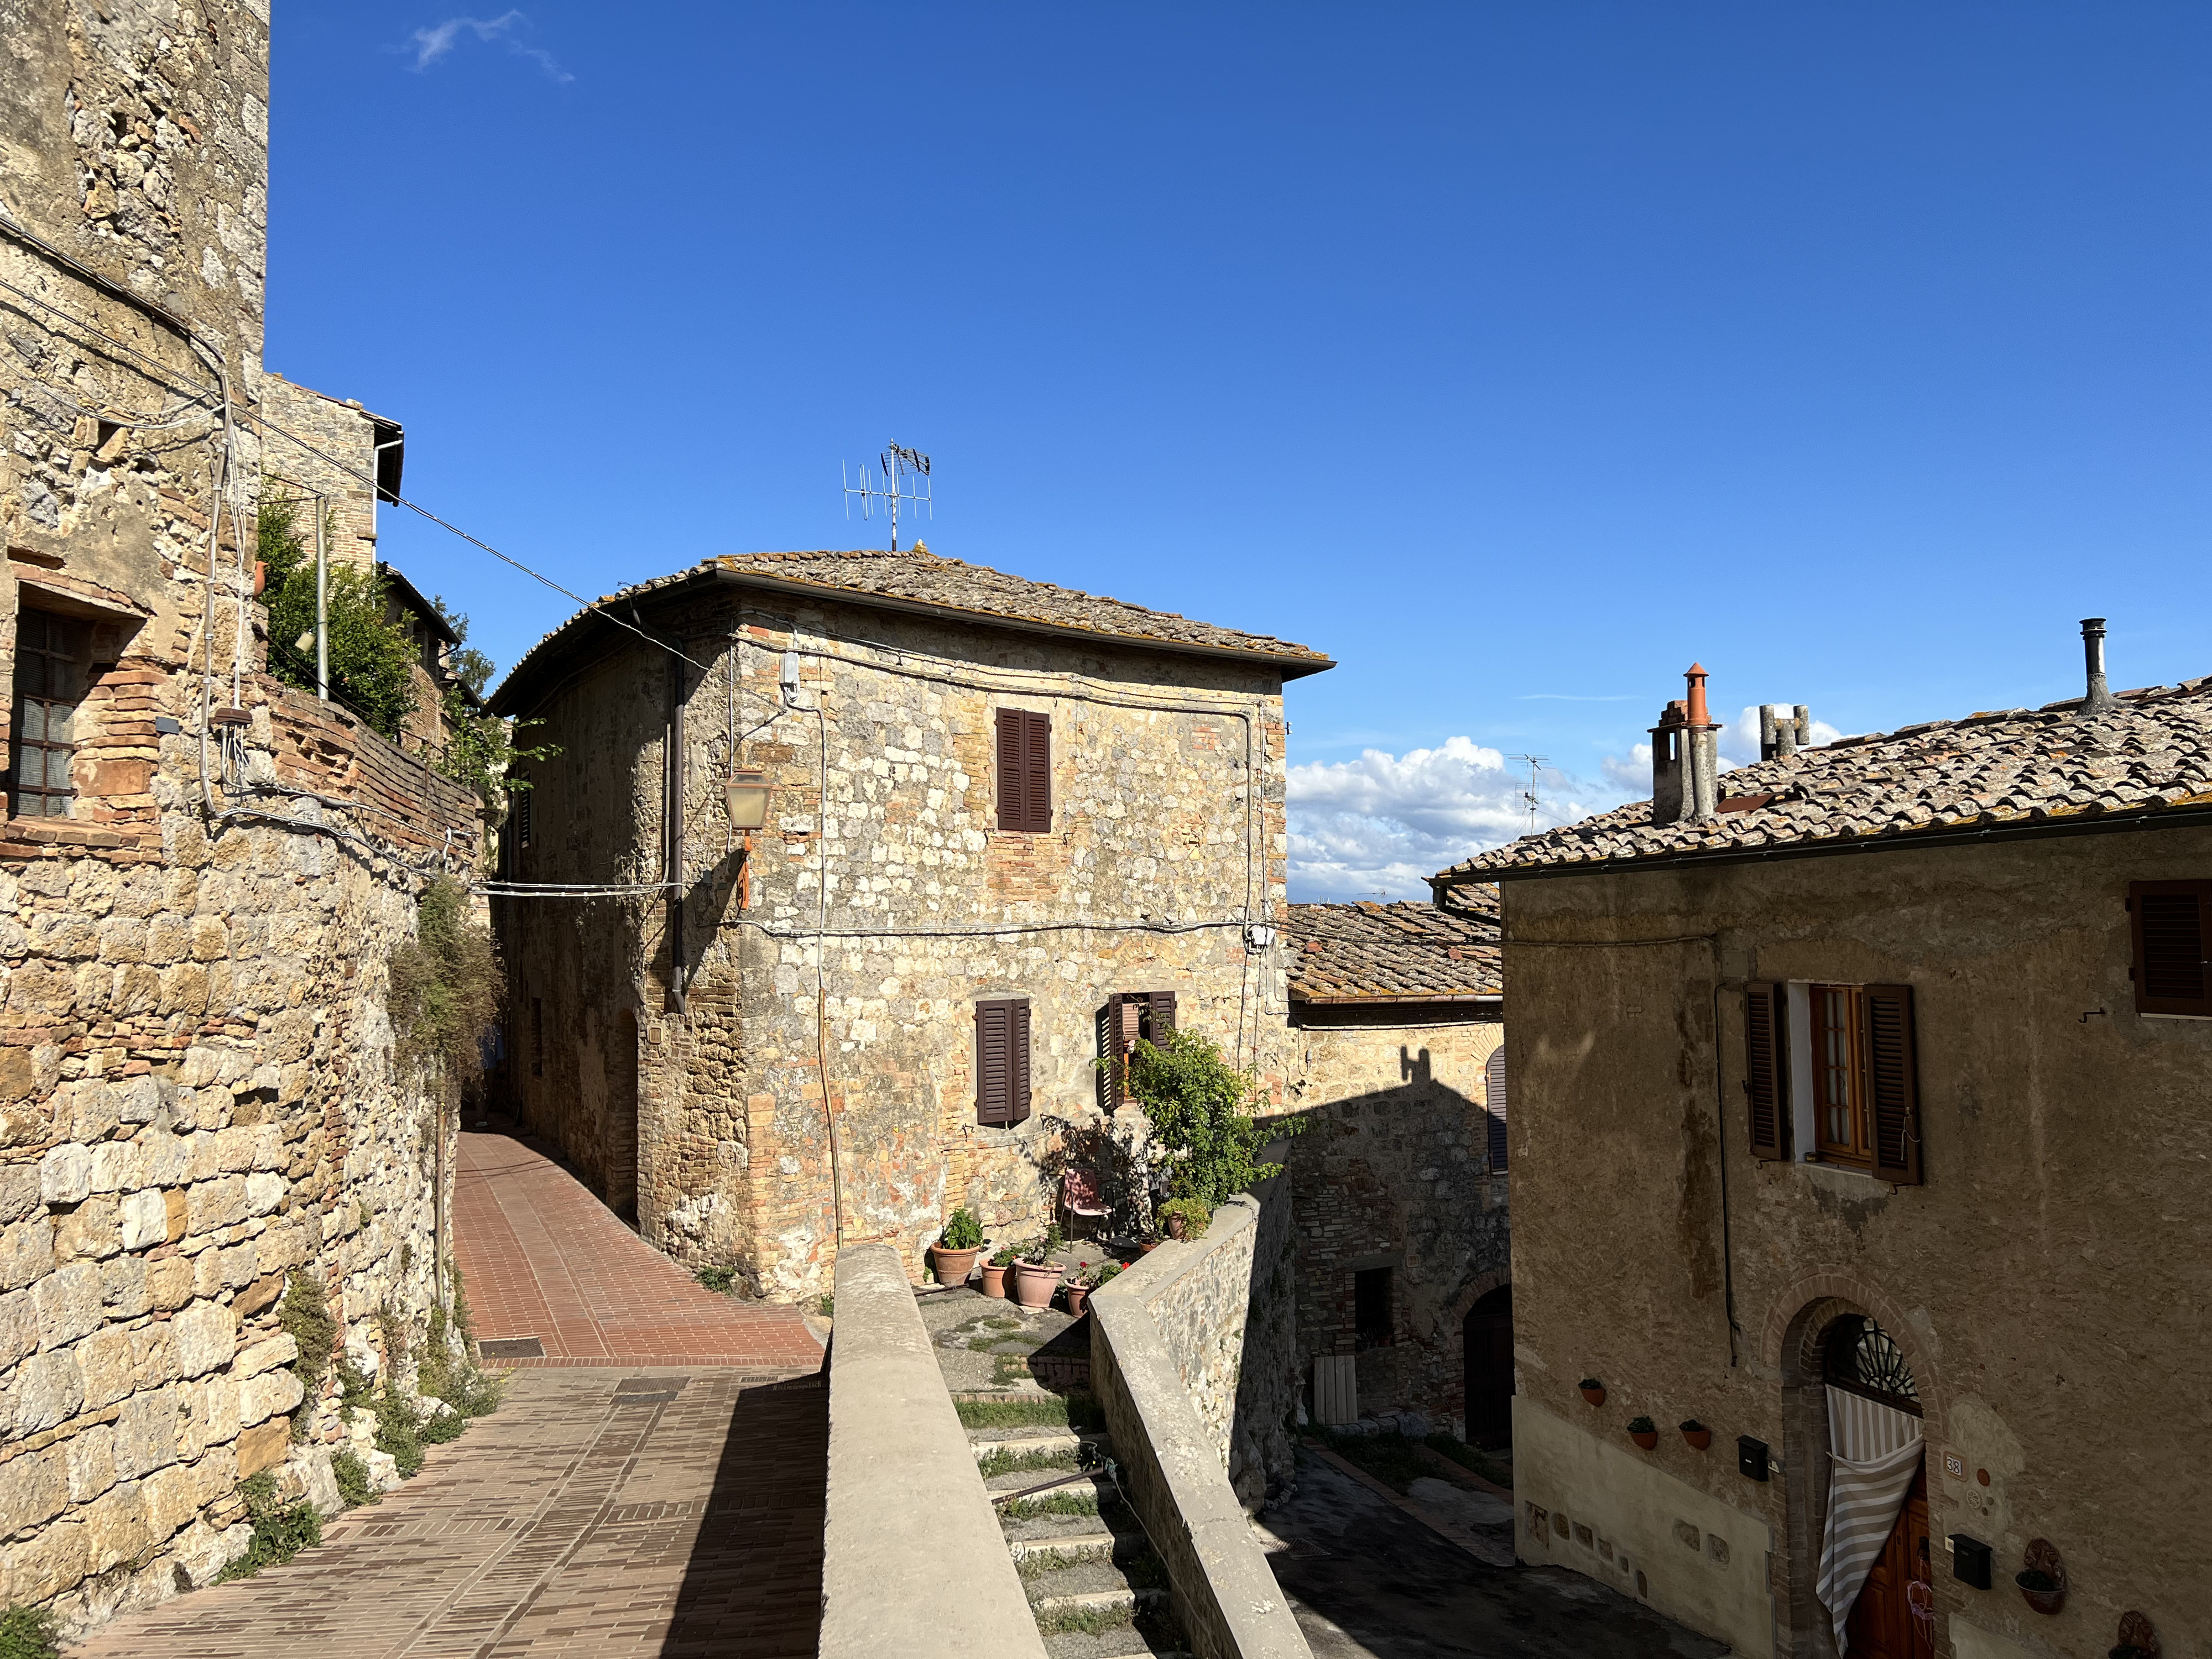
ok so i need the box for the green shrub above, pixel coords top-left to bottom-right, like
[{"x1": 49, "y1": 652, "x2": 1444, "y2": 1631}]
[
  {"x1": 337, "y1": 1357, "x2": 374, "y2": 1414},
  {"x1": 388, "y1": 877, "x2": 503, "y2": 1105},
  {"x1": 695, "y1": 1265, "x2": 738, "y2": 1295},
  {"x1": 279, "y1": 1271, "x2": 337, "y2": 1441},
  {"x1": 331, "y1": 1450, "x2": 378, "y2": 1509},
  {"x1": 817, "y1": 1293, "x2": 834, "y2": 1317},
  {"x1": 939, "y1": 1207, "x2": 984, "y2": 1250},
  {"x1": 0, "y1": 1605, "x2": 60, "y2": 1659},
  {"x1": 373, "y1": 1386, "x2": 424, "y2": 1479},
  {"x1": 419, "y1": 1404, "x2": 468, "y2": 1446},
  {"x1": 1156, "y1": 1196, "x2": 1212, "y2": 1239},
  {"x1": 1124, "y1": 1026, "x2": 1290, "y2": 1206},
  {"x1": 418, "y1": 1303, "x2": 454, "y2": 1402},
  {"x1": 217, "y1": 1472, "x2": 322, "y2": 1582},
  {"x1": 257, "y1": 492, "x2": 419, "y2": 741}
]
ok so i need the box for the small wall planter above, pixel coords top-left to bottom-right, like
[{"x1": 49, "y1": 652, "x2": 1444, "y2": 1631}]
[
  {"x1": 927, "y1": 1245, "x2": 979, "y2": 1287},
  {"x1": 1011, "y1": 1262, "x2": 1062, "y2": 1310},
  {"x1": 1627, "y1": 1417, "x2": 1658, "y2": 1451},
  {"x1": 1680, "y1": 1421, "x2": 1712, "y2": 1451},
  {"x1": 980, "y1": 1262, "x2": 1009, "y2": 1298},
  {"x1": 2017, "y1": 1537, "x2": 2066, "y2": 1615},
  {"x1": 1579, "y1": 1380, "x2": 1606, "y2": 1407}
]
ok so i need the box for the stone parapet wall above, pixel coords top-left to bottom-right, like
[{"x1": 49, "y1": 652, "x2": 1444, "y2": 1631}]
[
  {"x1": 1090, "y1": 1190, "x2": 1308, "y2": 1659},
  {"x1": 820, "y1": 1244, "x2": 1041, "y2": 1659}
]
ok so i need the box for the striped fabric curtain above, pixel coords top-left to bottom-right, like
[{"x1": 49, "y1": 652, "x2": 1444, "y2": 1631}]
[{"x1": 1816, "y1": 1386, "x2": 1923, "y2": 1651}]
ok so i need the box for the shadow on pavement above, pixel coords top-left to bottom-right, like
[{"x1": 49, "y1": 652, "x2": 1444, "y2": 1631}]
[
  {"x1": 661, "y1": 1369, "x2": 831, "y2": 1658},
  {"x1": 1264, "y1": 1448, "x2": 1730, "y2": 1658}
]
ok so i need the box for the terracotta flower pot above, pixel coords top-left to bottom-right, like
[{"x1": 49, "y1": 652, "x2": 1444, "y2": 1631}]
[
  {"x1": 1580, "y1": 1386, "x2": 1606, "y2": 1408},
  {"x1": 1064, "y1": 1285, "x2": 1089, "y2": 1317},
  {"x1": 1629, "y1": 1430, "x2": 1658, "y2": 1451},
  {"x1": 1166, "y1": 1213, "x2": 1188, "y2": 1240},
  {"x1": 980, "y1": 1263, "x2": 1009, "y2": 1298},
  {"x1": 1681, "y1": 1427, "x2": 1712, "y2": 1451},
  {"x1": 1139, "y1": 1240, "x2": 1159, "y2": 1254},
  {"x1": 1011, "y1": 1261, "x2": 1061, "y2": 1310},
  {"x1": 928, "y1": 1245, "x2": 979, "y2": 1287}
]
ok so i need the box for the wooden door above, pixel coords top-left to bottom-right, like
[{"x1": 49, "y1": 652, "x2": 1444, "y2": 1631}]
[
  {"x1": 1461, "y1": 1287, "x2": 1514, "y2": 1447},
  {"x1": 1844, "y1": 1460, "x2": 1933, "y2": 1659}
]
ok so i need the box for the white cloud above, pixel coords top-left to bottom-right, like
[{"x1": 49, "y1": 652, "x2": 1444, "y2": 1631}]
[
  {"x1": 412, "y1": 11, "x2": 572, "y2": 81},
  {"x1": 1286, "y1": 737, "x2": 1620, "y2": 901}
]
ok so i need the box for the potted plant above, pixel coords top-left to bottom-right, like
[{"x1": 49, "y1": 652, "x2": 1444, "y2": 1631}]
[
  {"x1": 1012, "y1": 1225, "x2": 1065, "y2": 1310},
  {"x1": 1627, "y1": 1416, "x2": 1658, "y2": 1451},
  {"x1": 1157, "y1": 1196, "x2": 1211, "y2": 1241},
  {"x1": 2016, "y1": 1537, "x2": 2065, "y2": 1615},
  {"x1": 928, "y1": 1208, "x2": 984, "y2": 1287},
  {"x1": 982, "y1": 1244, "x2": 1019, "y2": 1300},
  {"x1": 1579, "y1": 1378, "x2": 1606, "y2": 1407},
  {"x1": 1065, "y1": 1259, "x2": 1121, "y2": 1317},
  {"x1": 1679, "y1": 1419, "x2": 1712, "y2": 1451},
  {"x1": 2110, "y1": 1611, "x2": 2159, "y2": 1659}
]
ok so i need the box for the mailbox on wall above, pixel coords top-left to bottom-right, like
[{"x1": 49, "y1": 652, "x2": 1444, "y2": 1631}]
[
  {"x1": 1950, "y1": 1533, "x2": 1993, "y2": 1589},
  {"x1": 1737, "y1": 1436, "x2": 1770, "y2": 1481}
]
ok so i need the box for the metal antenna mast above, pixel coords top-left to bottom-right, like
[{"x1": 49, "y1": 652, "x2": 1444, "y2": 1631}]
[
  {"x1": 842, "y1": 443, "x2": 933, "y2": 551},
  {"x1": 1507, "y1": 753, "x2": 1551, "y2": 833}
]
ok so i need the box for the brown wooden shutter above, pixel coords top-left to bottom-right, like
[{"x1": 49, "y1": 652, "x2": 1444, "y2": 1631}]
[
  {"x1": 2130, "y1": 881, "x2": 2211, "y2": 1017},
  {"x1": 1010, "y1": 999, "x2": 1032, "y2": 1125},
  {"x1": 995, "y1": 710, "x2": 1025, "y2": 831},
  {"x1": 1102, "y1": 992, "x2": 1125, "y2": 1108},
  {"x1": 1022, "y1": 710, "x2": 1051, "y2": 831},
  {"x1": 1148, "y1": 989, "x2": 1176, "y2": 1044},
  {"x1": 976, "y1": 999, "x2": 1012, "y2": 1125},
  {"x1": 1863, "y1": 984, "x2": 1921, "y2": 1184},
  {"x1": 1483, "y1": 1046, "x2": 1509, "y2": 1171},
  {"x1": 1744, "y1": 982, "x2": 1787, "y2": 1162}
]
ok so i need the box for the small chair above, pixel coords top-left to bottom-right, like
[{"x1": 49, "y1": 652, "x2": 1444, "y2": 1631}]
[{"x1": 1060, "y1": 1168, "x2": 1109, "y2": 1240}]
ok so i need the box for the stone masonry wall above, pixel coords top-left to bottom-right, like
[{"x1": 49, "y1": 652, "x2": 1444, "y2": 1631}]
[
  {"x1": 499, "y1": 581, "x2": 1292, "y2": 1301},
  {"x1": 0, "y1": 2, "x2": 485, "y2": 1632},
  {"x1": 1275, "y1": 1011, "x2": 1506, "y2": 1432}
]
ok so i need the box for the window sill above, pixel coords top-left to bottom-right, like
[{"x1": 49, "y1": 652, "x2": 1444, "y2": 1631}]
[
  {"x1": 2140, "y1": 1011, "x2": 2212, "y2": 1022},
  {"x1": 2, "y1": 817, "x2": 133, "y2": 849},
  {"x1": 1796, "y1": 1157, "x2": 1897, "y2": 1191}
]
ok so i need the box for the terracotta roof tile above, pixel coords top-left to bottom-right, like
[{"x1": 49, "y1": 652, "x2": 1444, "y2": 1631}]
[
  {"x1": 1437, "y1": 678, "x2": 2212, "y2": 880},
  {"x1": 1285, "y1": 893, "x2": 1501, "y2": 1001}
]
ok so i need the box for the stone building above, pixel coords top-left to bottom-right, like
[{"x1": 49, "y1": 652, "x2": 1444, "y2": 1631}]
[
  {"x1": 1276, "y1": 895, "x2": 1509, "y2": 1441},
  {"x1": 1434, "y1": 645, "x2": 2212, "y2": 1659},
  {"x1": 486, "y1": 549, "x2": 1330, "y2": 1299},
  {"x1": 1, "y1": 2, "x2": 480, "y2": 1631}
]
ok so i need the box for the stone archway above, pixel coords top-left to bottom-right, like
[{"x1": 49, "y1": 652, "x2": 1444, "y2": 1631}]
[
  {"x1": 1444, "y1": 1267, "x2": 1511, "y2": 1439},
  {"x1": 1765, "y1": 1274, "x2": 1946, "y2": 1659}
]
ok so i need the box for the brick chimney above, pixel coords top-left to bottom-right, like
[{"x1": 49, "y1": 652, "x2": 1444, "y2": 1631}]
[{"x1": 1651, "y1": 664, "x2": 1723, "y2": 824}]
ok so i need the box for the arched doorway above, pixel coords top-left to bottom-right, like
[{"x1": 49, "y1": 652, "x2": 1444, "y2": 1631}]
[
  {"x1": 1823, "y1": 1315, "x2": 1932, "y2": 1659},
  {"x1": 1462, "y1": 1285, "x2": 1513, "y2": 1447}
]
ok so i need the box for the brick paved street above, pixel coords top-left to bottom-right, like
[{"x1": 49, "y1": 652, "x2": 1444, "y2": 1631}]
[
  {"x1": 70, "y1": 1124, "x2": 828, "y2": 1659},
  {"x1": 455, "y1": 1121, "x2": 824, "y2": 1370}
]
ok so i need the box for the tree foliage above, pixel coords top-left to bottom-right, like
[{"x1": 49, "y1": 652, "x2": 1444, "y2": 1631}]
[
  {"x1": 257, "y1": 488, "x2": 419, "y2": 740},
  {"x1": 387, "y1": 877, "x2": 503, "y2": 1103},
  {"x1": 1125, "y1": 1026, "x2": 1289, "y2": 1207}
]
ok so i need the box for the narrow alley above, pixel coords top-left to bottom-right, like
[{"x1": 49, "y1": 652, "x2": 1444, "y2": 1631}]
[{"x1": 64, "y1": 1128, "x2": 828, "y2": 1659}]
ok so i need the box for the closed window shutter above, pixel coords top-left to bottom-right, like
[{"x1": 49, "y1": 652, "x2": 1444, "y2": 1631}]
[
  {"x1": 1744, "y1": 982, "x2": 1787, "y2": 1161},
  {"x1": 1010, "y1": 999, "x2": 1032, "y2": 1125},
  {"x1": 1023, "y1": 711, "x2": 1051, "y2": 831},
  {"x1": 1862, "y1": 984, "x2": 1921, "y2": 1184},
  {"x1": 995, "y1": 710, "x2": 1025, "y2": 831},
  {"x1": 976, "y1": 999, "x2": 1011, "y2": 1125},
  {"x1": 1483, "y1": 1047, "x2": 1509, "y2": 1171},
  {"x1": 1148, "y1": 989, "x2": 1176, "y2": 1044},
  {"x1": 2130, "y1": 881, "x2": 2211, "y2": 1017}
]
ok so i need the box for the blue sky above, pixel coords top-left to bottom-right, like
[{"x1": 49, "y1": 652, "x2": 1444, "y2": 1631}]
[{"x1": 269, "y1": 5, "x2": 2212, "y2": 898}]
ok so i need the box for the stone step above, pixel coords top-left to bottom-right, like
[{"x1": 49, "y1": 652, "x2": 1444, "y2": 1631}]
[
  {"x1": 1033, "y1": 1586, "x2": 1168, "y2": 1618},
  {"x1": 987, "y1": 1465, "x2": 1117, "y2": 1499},
  {"x1": 1009, "y1": 1531, "x2": 1119, "y2": 1562},
  {"x1": 968, "y1": 1429, "x2": 1110, "y2": 1460}
]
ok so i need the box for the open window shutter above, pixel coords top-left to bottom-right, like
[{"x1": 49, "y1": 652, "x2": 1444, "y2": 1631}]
[
  {"x1": 976, "y1": 1000, "x2": 1011, "y2": 1125},
  {"x1": 1022, "y1": 710, "x2": 1051, "y2": 832},
  {"x1": 2130, "y1": 881, "x2": 2211, "y2": 1017},
  {"x1": 1863, "y1": 984, "x2": 1921, "y2": 1184},
  {"x1": 1103, "y1": 992, "x2": 1126, "y2": 1108},
  {"x1": 1483, "y1": 1047, "x2": 1509, "y2": 1171},
  {"x1": 1010, "y1": 999, "x2": 1032, "y2": 1124},
  {"x1": 1744, "y1": 983, "x2": 1787, "y2": 1161},
  {"x1": 1148, "y1": 990, "x2": 1177, "y2": 1044},
  {"x1": 995, "y1": 710, "x2": 1025, "y2": 831}
]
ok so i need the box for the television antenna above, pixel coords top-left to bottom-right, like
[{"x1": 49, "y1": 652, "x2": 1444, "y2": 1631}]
[
  {"x1": 843, "y1": 442, "x2": 933, "y2": 551},
  {"x1": 1507, "y1": 753, "x2": 1551, "y2": 833}
]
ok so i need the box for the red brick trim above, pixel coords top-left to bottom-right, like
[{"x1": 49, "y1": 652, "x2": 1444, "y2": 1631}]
[{"x1": 1443, "y1": 1267, "x2": 1511, "y2": 1332}]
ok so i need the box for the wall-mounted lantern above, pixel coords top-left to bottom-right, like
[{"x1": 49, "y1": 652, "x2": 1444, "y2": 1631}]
[{"x1": 724, "y1": 769, "x2": 771, "y2": 831}]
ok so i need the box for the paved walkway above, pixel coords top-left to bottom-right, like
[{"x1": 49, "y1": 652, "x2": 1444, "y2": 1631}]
[
  {"x1": 455, "y1": 1121, "x2": 822, "y2": 1370},
  {"x1": 71, "y1": 1120, "x2": 828, "y2": 1658}
]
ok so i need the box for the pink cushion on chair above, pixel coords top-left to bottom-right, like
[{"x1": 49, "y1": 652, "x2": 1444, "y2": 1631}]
[{"x1": 1062, "y1": 1170, "x2": 1106, "y2": 1213}]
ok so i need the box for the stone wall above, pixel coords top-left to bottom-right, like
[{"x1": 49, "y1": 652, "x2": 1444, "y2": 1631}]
[
  {"x1": 256, "y1": 377, "x2": 384, "y2": 576},
  {"x1": 1274, "y1": 1009, "x2": 1505, "y2": 1432},
  {"x1": 0, "y1": 2, "x2": 486, "y2": 1630},
  {"x1": 1497, "y1": 826, "x2": 2212, "y2": 1656},
  {"x1": 1089, "y1": 1190, "x2": 1309, "y2": 1659},
  {"x1": 497, "y1": 581, "x2": 1291, "y2": 1301}
]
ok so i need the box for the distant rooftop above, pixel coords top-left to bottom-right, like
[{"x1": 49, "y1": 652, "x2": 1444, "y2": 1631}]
[
  {"x1": 1437, "y1": 676, "x2": 2212, "y2": 883},
  {"x1": 1285, "y1": 892, "x2": 1500, "y2": 1002}
]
